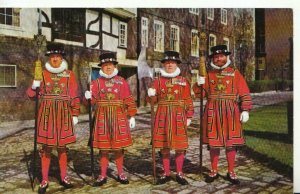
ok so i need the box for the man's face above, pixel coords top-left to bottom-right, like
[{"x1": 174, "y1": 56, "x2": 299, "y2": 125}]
[
  {"x1": 49, "y1": 54, "x2": 63, "y2": 68},
  {"x1": 163, "y1": 60, "x2": 178, "y2": 74},
  {"x1": 101, "y1": 63, "x2": 115, "y2": 75},
  {"x1": 212, "y1": 54, "x2": 228, "y2": 66}
]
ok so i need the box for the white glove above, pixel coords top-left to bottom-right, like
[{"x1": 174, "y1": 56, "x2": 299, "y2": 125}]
[
  {"x1": 32, "y1": 80, "x2": 41, "y2": 90},
  {"x1": 85, "y1": 91, "x2": 92, "y2": 99},
  {"x1": 147, "y1": 88, "x2": 156, "y2": 97},
  {"x1": 197, "y1": 76, "x2": 205, "y2": 86},
  {"x1": 240, "y1": 111, "x2": 249, "y2": 123},
  {"x1": 187, "y1": 119, "x2": 192, "y2": 127},
  {"x1": 129, "y1": 117, "x2": 135, "y2": 129},
  {"x1": 73, "y1": 116, "x2": 78, "y2": 125}
]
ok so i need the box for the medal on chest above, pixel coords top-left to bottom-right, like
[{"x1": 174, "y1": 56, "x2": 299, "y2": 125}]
[
  {"x1": 215, "y1": 75, "x2": 227, "y2": 93},
  {"x1": 50, "y1": 74, "x2": 62, "y2": 95},
  {"x1": 104, "y1": 80, "x2": 116, "y2": 100}
]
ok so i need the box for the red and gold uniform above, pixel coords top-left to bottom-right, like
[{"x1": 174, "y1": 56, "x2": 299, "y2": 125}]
[
  {"x1": 193, "y1": 67, "x2": 252, "y2": 147},
  {"x1": 27, "y1": 68, "x2": 80, "y2": 146},
  {"x1": 150, "y1": 76, "x2": 194, "y2": 150},
  {"x1": 90, "y1": 75, "x2": 137, "y2": 150}
]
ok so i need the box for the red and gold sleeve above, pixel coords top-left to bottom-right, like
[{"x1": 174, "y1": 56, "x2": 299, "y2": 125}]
[
  {"x1": 122, "y1": 80, "x2": 137, "y2": 117},
  {"x1": 236, "y1": 71, "x2": 252, "y2": 111},
  {"x1": 68, "y1": 71, "x2": 80, "y2": 116}
]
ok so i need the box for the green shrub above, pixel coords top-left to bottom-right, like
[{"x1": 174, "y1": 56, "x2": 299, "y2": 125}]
[{"x1": 247, "y1": 80, "x2": 293, "y2": 92}]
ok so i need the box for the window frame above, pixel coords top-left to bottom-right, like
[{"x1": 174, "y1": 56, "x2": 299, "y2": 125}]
[
  {"x1": 207, "y1": 8, "x2": 214, "y2": 20},
  {"x1": 0, "y1": 8, "x2": 20, "y2": 27},
  {"x1": 119, "y1": 21, "x2": 127, "y2": 48},
  {"x1": 189, "y1": 8, "x2": 199, "y2": 15},
  {"x1": 141, "y1": 17, "x2": 149, "y2": 47},
  {"x1": 170, "y1": 25, "x2": 180, "y2": 52},
  {"x1": 191, "y1": 29, "x2": 199, "y2": 57},
  {"x1": 223, "y1": 37, "x2": 230, "y2": 50},
  {"x1": 154, "y1": 20, "x2": 165, "y2": 52},
  {"x1": 209, "y1": 34, "x2": 217, "y2": 55},
  {"x1": 0, "y1": 64, "x2": 17, "y2": 88},
  {"x1": 221, "y1": 8, "x2": 228, "y2": 25}
]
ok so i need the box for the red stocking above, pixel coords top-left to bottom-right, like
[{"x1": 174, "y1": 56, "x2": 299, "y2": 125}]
[
  {"x1": 58, "y1": 147, "x2": 68, "y2": 180},
  {"x1": 100, "y1": 151, "x2": 109, "y2": 177},
  {"x1": 226, "y1": 148, "x2": 236, "y2": 173},
  {"x1": 40, "y1": 146, "x2": 52, "y2": 182},
  {"x1": 161, "y1": 149, "x2": 170, "y2": 176},
  {"x1": 175, "y1": 151, "x2": 185, "y2": 174},
  {"x1": 210, "y1": 148, "x2": 220, "y2": 172},
  {"x1": 115, "y1": 150, "x2": 124, "y2": 175}
]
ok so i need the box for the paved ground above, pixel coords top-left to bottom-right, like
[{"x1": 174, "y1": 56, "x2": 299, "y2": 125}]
[{"x1": 0, "y1": 91, "x2": 293, "y2": 193}]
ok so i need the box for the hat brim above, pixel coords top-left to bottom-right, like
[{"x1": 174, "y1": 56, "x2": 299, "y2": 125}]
[
  {"x1": 98, "y1": 61, "x2": 118, "y2": 67},
  {"x1": 45, "y1": 52, "x2": 66, "y2": 57},
  {"x1": 209, "y1": 51, "x2": 231, "y2": 58},
  {"x1": 161, "y1": 59, "x2": 181, "y2": 64}
]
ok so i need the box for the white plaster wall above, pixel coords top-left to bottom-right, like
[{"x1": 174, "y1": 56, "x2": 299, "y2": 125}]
[
  {"x1": 102, "y1": 34, "x2": 118, "y2": 52},
  {"x1": 102, "y1": 13, "x2": 110, "y2": 33},
  {"x1": 86, "y1": 34, "x2": 99, "y2": 49},
  {"x1": 86, "y1": 10, "x2": 99, "y2": 32},
  {"x1": 112, "y1": 18, "x2": 119, "y2": 36}
]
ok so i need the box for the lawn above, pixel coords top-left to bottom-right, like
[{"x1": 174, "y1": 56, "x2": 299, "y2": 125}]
[{"x1": 243, "y1": 103, "x2": 293, "y2": 169}]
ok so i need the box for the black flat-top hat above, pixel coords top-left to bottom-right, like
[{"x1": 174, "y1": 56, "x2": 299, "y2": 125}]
[
  {"x1": 161, "y1": 50, "x2": 181, "y2": 64},
  {"x1": 209, "y1": 45, "x2": 231, "y2": 58},
  {"x1": 98, "y1": 52, "x2": 118, "y2": 66},
  {"x1": 45, "y1": 42, "x2": 65, "y2": 56}
]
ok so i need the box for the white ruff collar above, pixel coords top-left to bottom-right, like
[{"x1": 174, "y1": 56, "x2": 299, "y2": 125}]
[
  {"x1": 210, "y1": 57, "x2": 231, "y2": 70},
  {"x1": 160, "y1": 67, "x2": 180, "y2": 78},
  {"x1": 99, "y1": 68, "x2": 118, "y2": 79},
  {"x1": 45, "y1": 60, "x2": 68, "y2": 74}
]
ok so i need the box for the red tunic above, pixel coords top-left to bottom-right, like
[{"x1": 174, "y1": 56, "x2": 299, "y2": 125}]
[
  {"x1": 90, "y1": 76, "x2": 137, "y2": 150},
  {"x1": 193, "y1": 67, "x2": 252, "y2": 147},
  {"x1": 27, "y1": 69, "x2": 80, "y2": 147},
  {"x1": 149, "y1": 76, "x2": 194, "y2": 150}
]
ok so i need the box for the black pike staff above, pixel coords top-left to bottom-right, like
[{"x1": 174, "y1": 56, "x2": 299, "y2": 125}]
[
  {"x1": 150, "y1": 95, "x2": 156, "y2": 184},
  {"x1": 199, "y1": 52, "x2": 207, "y2": 174},
  {"x1": 32, "y1": 59, "x2": 43, "y2": 190},
  {"x1": 32, "y1": 84, "x2": 39, "y2": 190},
  {"x1": 87, "y1": 68, "x2": 95, "y2": 179}
]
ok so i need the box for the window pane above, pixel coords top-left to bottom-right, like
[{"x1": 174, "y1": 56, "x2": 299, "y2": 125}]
[
  {"x1": 0, "y1": 8, "x2": 5, "y2": 14},
  {"x1": 6, "y1": 16, "x2": 12, "y2": 25},
  {"x1": 0, "y1": 15, "x2": 5, "y2": 24},
  {"x1": 6, "y1": 8, "x2": 12, "y2": 16}
]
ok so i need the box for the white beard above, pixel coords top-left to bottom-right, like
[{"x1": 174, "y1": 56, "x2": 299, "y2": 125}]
[
  {"x1": 160, "y1": 67, "x2": 181, "y2": 78},
  {"x1": 99, "y1": 68, "x2": 118, "y2": 79},
  {"x1": 45, "y1": 59, "x2": 68, "y2": 74}
]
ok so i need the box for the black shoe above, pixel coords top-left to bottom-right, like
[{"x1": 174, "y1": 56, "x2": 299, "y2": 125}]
[
  {"x1": 60, "y1": 176, "x2": 74, "y2": 189},
  {"x1": 38, "y1": 180, "x2": 48, "y2": 194},
  {"x1": 176, "y1": 174, "x2": 189, "y2": 185},
  {"x1": 117, "y1": 174, "x2": 129, "y2": 184},
  {"x1": 226, "y1": 172, "x2": 240, "y2": 185},
  {"x1": 157, "y1": 174, "x2": 171, "y2": 185},
  {"x1": 93, "y1": 176, "x2": 107, "y2": 187},
  {"x1": 205, "y1": 172, "x2": 219, "y2": 183}
]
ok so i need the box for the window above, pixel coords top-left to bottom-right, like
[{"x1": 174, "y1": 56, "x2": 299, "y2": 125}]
[
  {"x1": 52, "y1": 9, "x2": 85, "y2": 42},
  {"x1": 154, "y1": 20, "x2": 164, "y2": 52},
  {"x1": 141, "y1": 17, "x2": 149, "y2": 47},
  {"x1": 207, "y1": 8, "x2": 214, "y2": 20},
  {"x1": 191, "y1": 29, "x2": 199, "y2": 57},
  {"x1": 221, "y1": 9, "x2": 228, "y2": 25},
  {"x1": 189, "y1": 8, "x2": 199, "y2": 15},
  {"x1": 209, "y1": 34, "x2": 216, "y2": 55},
  {"x1": 0, "y1": 64, "x2": 17, "y2": 87},
  {"x1": 170, "y1": 25, "x2": 180, "y2": 52},
  {"x1": 223, "y1": 37, "x2": 229, "y2": 50},
  {"x1": 0, "y1": 8, "x2": 20, "y2": 26},
  {"x1": 119, "y1": 22, "x2": 127, "y2": 48}
]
